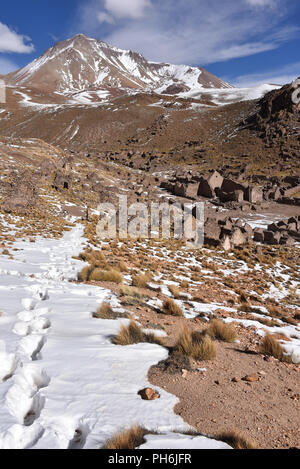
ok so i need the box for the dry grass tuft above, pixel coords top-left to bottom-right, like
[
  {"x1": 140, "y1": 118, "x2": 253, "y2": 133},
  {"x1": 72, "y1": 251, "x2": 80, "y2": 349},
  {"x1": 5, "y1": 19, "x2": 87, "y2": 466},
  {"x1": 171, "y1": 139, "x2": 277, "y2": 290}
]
[
  {"x1": 132, "y1": 272, "x2": 152, "y2": 288},
  {"x1": 94, "y1": 302, "x2": 114, "y2": 319},
  {"x1": 113, "y1": 321, "x2": 162, "y2": 346},
  {"x1": 93, "y1": 302, "x2": 130, "y2": 320},
  {"x1": 78, "y1": 266, "x2": 93, "y2": 282},
  {"x1": 113, "y1": 321, "x2": 144, "y2": 345},
  {"x1": 118, "y1": 261, "x2": 129, "y2": 272},
  {"x1": 180, "y1": 280, "x2": 189, "y2": 289},
  {"x1": 168, "y1": 285, "x2": 181, "y2": 299},
  {"x1": 89, "y1": 268, "x2": 123, "y2": 284},
  {"x1": 162, "y1": 298, "x2": 183, "y2": 317},
  {"x1": 119, "y1": 285, "x2": 145, "y2": 306},
  {"x1": 260, "y1": 334, "x2": 292, "y2": 363},
  {"x1": 216, "y1": 430, "x2": 258, "y2": 449},
  {"x1": 102, "y1": 426, "x2": 148, "y2": 449},
  {"x1": 120, "y1": 285, "x2": 144, "y2": 299},
  {"x1": 206, "y1": 319, "x2": 237, "y2": 343},
  {"x1": 174, "y1": 324, "x2": 216, "y2": 361}
]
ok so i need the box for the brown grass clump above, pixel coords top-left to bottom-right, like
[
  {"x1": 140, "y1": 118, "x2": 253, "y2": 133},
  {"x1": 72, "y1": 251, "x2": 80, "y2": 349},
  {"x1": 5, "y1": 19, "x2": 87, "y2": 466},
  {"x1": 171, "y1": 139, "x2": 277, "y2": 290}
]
[
  {"x1": 206, "y1": 319, "x2": 237, "y2": 343},
  {"x1": 119, "y1": 285, "x2": 145, "y2": 306},
  {"x1": 174, "y1": 324, "x2": 216, "y2": 361},
  {"x1": 120, "y1": 285, "x2": 144, "y2": 299},
  {"x1": 260, "y1": 334, "x2": 292, "y2": 363},
  {"x1": 102, "y1": 426, "x2": 148, "y2": 449},
  {"x1": 239, "y1": 292, "x2": 249, "y2": 304},
  {"x1": 94, "y1": 302, "x2": 113, "y2": 319},
  {"x1": 267, "y1": 305, "x2": 281, "y2": 318},
  {"x1": 168, "y1": 285, "x2": 181, "y2": 299},
  {"x1": 77, "y1": 249, "x2": 107, "y2": 268},
  {"x1": 118, "y1": 261, "x2": 129, "y2": 272},
  {"x1": 113, "y1": 321, "x2": 162, "y2": 346},
  {"x1": 88, "y1": 250, "x2": 107, "y2": 267},
  {"x1": 120, "y1": 296, "x2": 143, "y2": 307},
  {"x1": 93, "y1": 302, "x2": 130, "y2": 320},
  {"x1": 78, "y1": 266, "x2": 93, "y2": 282},
  {"x1": 180, "y1": 280, "x2": 189, "y2": 289},
  {"x1": 162, "y1": 298, "x2": 183, "y2": 317},
  {"x1": 132, "y1": 272, "x2": 152, "y2": 288},
  {"x1": 216, "y1": 430, "x2": 258, "y2": 449},
  {"x1": 89, "y1": 268, "x2": 123, "y2": 284}
]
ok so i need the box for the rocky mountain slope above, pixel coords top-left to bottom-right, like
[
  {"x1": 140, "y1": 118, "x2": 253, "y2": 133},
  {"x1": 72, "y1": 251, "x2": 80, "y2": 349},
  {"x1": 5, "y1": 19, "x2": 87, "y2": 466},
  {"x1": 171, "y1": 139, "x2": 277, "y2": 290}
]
[{"x1": 5, "y1": 34, "x2": 232, "y2": 102}]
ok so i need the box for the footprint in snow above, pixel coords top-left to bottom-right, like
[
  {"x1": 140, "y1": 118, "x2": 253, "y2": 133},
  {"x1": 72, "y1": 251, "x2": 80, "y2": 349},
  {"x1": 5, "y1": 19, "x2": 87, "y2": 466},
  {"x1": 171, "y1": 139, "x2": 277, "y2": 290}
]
[
  {"x1": 18, "y1": 335, "x2": 46, "y2": 361},
  {"x1": 5, "y1": 362, "x2": 50, "y2": 427},
  {"x1": 0, "y1": 351, "x2": 18, "y2": 381}
]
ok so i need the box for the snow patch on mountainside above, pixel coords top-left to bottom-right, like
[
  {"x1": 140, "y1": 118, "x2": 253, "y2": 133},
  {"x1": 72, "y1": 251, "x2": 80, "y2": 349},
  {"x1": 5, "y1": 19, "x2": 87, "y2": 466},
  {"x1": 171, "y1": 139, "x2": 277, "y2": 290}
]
[{"x1": 6, "y1": 34, "x2": 232, "y2": 101}]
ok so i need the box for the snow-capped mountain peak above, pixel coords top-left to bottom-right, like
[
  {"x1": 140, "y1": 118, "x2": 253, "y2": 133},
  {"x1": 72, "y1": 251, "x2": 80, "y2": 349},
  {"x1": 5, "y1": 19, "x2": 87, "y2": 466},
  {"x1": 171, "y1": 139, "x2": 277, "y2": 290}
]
[{"x1": 6, "y1": 34, "x2": 232, "y2": 101}]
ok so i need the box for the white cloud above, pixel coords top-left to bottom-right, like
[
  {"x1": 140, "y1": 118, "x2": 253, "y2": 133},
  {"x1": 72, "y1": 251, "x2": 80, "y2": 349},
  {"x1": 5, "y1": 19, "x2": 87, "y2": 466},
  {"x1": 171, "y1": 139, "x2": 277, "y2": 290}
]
[
  {"x1": 0, "y1": 57, "x2": 19, "y2": 74},
  {"x1": 229, "y1": 62, "x2": 300, "y2": 87},
  {"x1": 103, "y1": 0, "x2": 151, "y2": 19},
  {"x1": 98, "y1": 12, "x2": 115, "y2": 24},
  {"x1": 245, "y1": 0, "x2": 277, "y2": 7},
  {"x1": 77, "y1": 0, "x2": 298, "y2": 66},
  {"x1": 0, "y1": 22, "x2": 34, "y2": 54}
]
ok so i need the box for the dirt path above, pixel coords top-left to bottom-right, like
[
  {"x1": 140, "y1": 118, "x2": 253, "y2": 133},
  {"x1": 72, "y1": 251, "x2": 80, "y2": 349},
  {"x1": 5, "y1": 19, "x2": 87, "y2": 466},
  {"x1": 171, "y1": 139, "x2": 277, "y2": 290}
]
[{"x1": 149, "y1": 335, "x2": 300, "y2": 449}]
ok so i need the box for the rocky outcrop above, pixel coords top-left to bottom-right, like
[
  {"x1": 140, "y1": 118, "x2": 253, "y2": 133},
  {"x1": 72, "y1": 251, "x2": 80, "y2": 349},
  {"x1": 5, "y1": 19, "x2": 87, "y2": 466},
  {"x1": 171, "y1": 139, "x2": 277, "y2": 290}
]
[
  {"x1": 52, "y1": 171, "x2": 72, "y2": 191},
  {"x1": 1, "y1": 172, "x2": 40, "y2": 215},
  {"x1": 243, "y1": 78, "x2": 300, "y2": 145},
  {"x1": 204, "y1": 214, "x2": 300, "y2": 249},
  {"x1": 204, "y1": 217, "x2": 253, "y2": 250},
  {"x1": 253, "y1": 216, "x2": 300, "y2": 246}
]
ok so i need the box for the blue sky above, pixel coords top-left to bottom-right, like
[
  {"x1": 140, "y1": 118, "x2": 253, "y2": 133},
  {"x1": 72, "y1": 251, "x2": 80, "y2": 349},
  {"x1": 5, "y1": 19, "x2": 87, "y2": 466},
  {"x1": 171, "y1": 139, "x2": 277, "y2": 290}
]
[{"x1": 0, "y1": 0, "x2": 299, "y2": 86}]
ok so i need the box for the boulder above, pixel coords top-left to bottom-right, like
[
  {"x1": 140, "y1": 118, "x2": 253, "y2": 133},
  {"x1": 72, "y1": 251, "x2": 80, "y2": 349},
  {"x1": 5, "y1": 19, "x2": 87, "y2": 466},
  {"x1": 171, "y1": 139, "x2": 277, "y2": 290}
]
[
  {"x1": 198, "y1": 171, "x2": 223, "y2": 198},
  {"x1": 245, "y1": 186, "x2": 263, "y2": 204},
  {"x1": 264, "y1": 230, "x2": 281, "y2": 245},
  {"x1": 235, "y1": 219, "x2": 244, "y2": 228},
  {"x1": 198, "y1": 177, "x2": 215, "y2": 198},
  {"x1": 277, "y1": 221, "x2": 288, "y2": 228},
  {"x1": 254, "y1": 229, "x2": 264, "y2": 242},
  {"x1": 173, "y1": 183, "x2": 186, "y2": 197},
  {"x1": 242, "y1": 223, "x2": 254, "y2": 237},
  {"x1": 221, "y1": 178, "x2": 248, "y2": 195},
  {"x1": 138, "y1": 388, "x2": 160, "y2": 401},
  {"x1": 280, "y1": 236, "x2": 295, "y2": 246},
  {"x1": 288, "y1": 217, "x2": 299, "y2": 231},
  {"x1": 218, "y1": 218, "x2": 233, "y2": 230},
  {"x1": 221, "y1": 235, "x2": 231, "y2": 251},
  {"x1": 208, "y1": 171, "x2": 224, "y2": 190},
  {"x1": 219, "y1": 218, "x2": 233, "y2": 235},
  {"x1": 288, "y1": 221, "x2": 297, "y2": 232},
  {"x1": 160, "y1": 181, "x2": 175, "y2": 192},
  {"x1": 283, "y1": 185, "x2": 300, "y2": 198},
  {"x1": 184, "y1": 182, "x2": 200, "y2": 199},
  {"x1": 268, "y1": 223, "x2": 279, "y2": 232},
  {"x1": 230, "y1": 228, "x2": 247, "y2": 247},
  {"x1": 204, "y1": 218, "x2": 222, "y2": 244},
  {"x1": 216, "y1": 189, "x2": 244, "y2": 203},
  {"x1": 242, "y1": 374, "x2": 260, "y2": 383}
]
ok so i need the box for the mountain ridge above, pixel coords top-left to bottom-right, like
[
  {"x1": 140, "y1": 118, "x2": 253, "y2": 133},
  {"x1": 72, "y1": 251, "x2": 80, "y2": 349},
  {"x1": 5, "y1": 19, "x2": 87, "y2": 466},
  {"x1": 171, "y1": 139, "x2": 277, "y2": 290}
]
[{"x1": 5, "y1": 34, "x2": 233, "y2": 102}]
